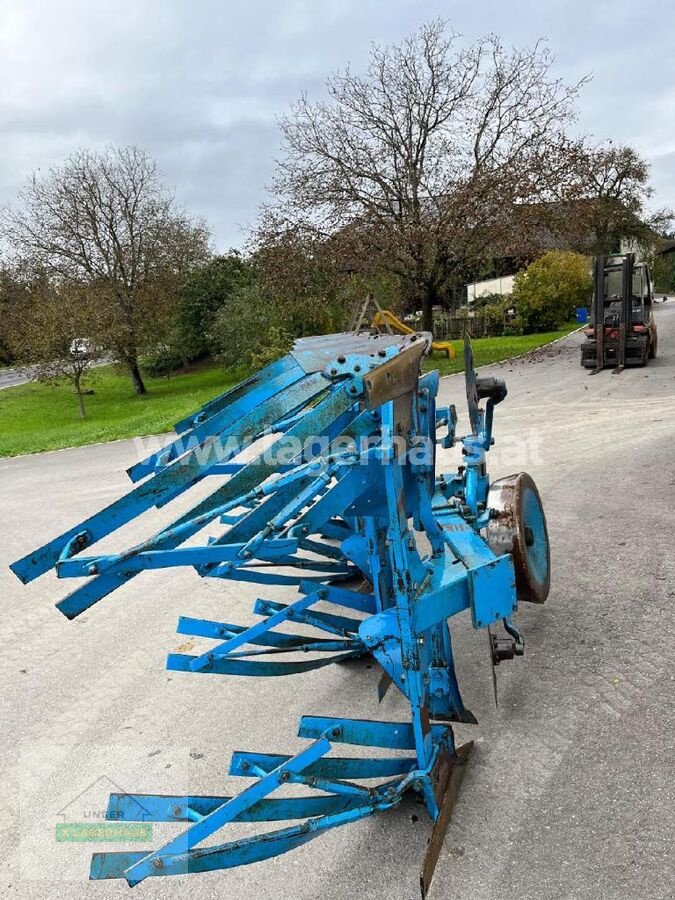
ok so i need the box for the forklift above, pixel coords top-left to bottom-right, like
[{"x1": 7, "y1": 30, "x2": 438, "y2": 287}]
[{"x1": 581, "y1": 253, "x2": 658, "y2": 373}]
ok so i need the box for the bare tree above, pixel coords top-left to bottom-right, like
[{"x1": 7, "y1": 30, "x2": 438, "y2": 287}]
[
  {"x1": 3, "y1": 275, "x2": 104, "y2": 418},
  {"x1": 556, "y1": 141, "x2": 674, "y2": 254},
  {"x1": 260, "y1": 20, "x2": 586, "y2": 329},
  {"x1": 2, "y1": 146, "x2": 211, "y2": 394}
]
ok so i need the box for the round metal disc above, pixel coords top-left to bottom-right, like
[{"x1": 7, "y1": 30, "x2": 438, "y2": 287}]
[
  {"x1": 463, "y1": 334, "x2": 479, "y2": 434},
  {"x1": 485, "y1": 472, "x2": 550, "y2": 604}
]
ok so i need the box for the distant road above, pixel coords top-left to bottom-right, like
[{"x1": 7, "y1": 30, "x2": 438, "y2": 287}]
[
  {"x1": 0, "y1": 366, "x2": 35, "y2": 390},
  {"x1": 0, "y1": 357, "x2": 112, "y2": 391}
]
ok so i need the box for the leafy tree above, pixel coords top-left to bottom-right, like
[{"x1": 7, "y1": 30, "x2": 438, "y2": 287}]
[
  {"x1": 652, "y1": 247, "x2": 675, "y2": 295},
  {"x1": 0, "y1": 267, "x2": 21, "y2": 365},
  {"x1": 1, "y1": 145, "x2": 210, "y2": 394},
  {"x1": 252, "y1": 231, "x2": 357, "y2": 334},
  {"x1": 259, "y1": 20, "x2": 586, "y2": 330},
  {"x1": 550, "y1": 142, "x2": 674, "y2": 255},
  {"x1": 511, "y1": 251, "x2": 591, "y2": 333},
  {"x1": 173, "y1": 252, "x2": 254, "y2": 363},
  {"x1": 3, "y1": 275, "x2": 104, "y2": 417},
  {"x1": 210, "y1": 283, "x2": 292, "y2": 372}
]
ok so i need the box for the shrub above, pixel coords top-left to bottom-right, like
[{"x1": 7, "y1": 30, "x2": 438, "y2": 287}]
[
  {"x1": 480, "y1": 295, "x2": 512, "y2": 335},
  {"x1": 209, "y1": 283, "x2": 292, "y2": 372},
  {"x1": 511, "y1": 251, "x2": 592, "y2": 333},
  {"x1": 173, "y1": 253, "x2": 254, "y2": 363},
  {"x1": 652, "y1": 251, "x2": 675, "y2": 295},
  {"x1": 140, "y1": 343, "x2": 185, "y2": 377}
]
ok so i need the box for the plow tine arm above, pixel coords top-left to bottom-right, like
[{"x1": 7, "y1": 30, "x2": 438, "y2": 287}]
[
  {"x1": 51, "y1": 387, "x2": 352, "y2": 615},
  {"x1": 287, "y1": 468, "x2": 375, "y2": 538},
  {"x1": 188, "y1": 590, "x2": 324, "y2": 670},
  {"x1": 223, "y1": 641, "x2": 360, "y2": 657},
  {"x1": 121, "y1": 737, "x2": 331, "y2": 885},
  {"x1": 205, "y1": 568, "x2": 353, "y2": 587},
  {"x1": 107, "y1": 792, "x2": 370, "y2": 823},
  {"x1": 11, "y1": 372, "x2": 329, "y2": 584},
  {"x1": 298, "y1": 717, "x2": 448, "y2": 749},
  {"x1": 253, "y1": 598, "x2": 364, "y2": 636},
  {"x1": 56, "y1": 540, "x2": 298, "y2": 579},
  {"x1": 128, "y1": 363, "x2": 307, "y2": 482},
  {"x1": 172, "y1": 355, "x2": 299, "y2": 434},
  {"x1": 298, "y1": 581, "x2": 377, "y2": 614},
  {"x1": 166, "y1": 651, "x2": 363, "y2": 676},
  {"x1": 229, "y1": 752, "x2": 416, "y2": 780},
  {"x1": 91, "y1": 804, "x2": 380, "y2": 881},
  {"x1": 176, "y1": 615, "x2": 346, "y2": 649}
]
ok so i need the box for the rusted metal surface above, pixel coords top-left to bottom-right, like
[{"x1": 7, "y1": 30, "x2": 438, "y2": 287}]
[
  {"x1": 420, "y1": 741, "x2": 474, "y2": 899},
  {"x1": 363, "y1": 337, "x2": 429, "y2": 408},
  {"x1": 486, "y1": 472, "x2": 550, "y2": 604},
  {"x1": 10, "y1": 327, "x2": 551, "y2": 895}
]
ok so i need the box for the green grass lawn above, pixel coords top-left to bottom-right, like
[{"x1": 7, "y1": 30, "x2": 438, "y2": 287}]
[
  {"x1": 424, "y1": 322, "x2": 578, "y2": 376},
  {"x1": 0, "y1": 324, "x2": 579, "y2": 458},
  {"x1": 0, "y1": 364, "x2": 237, "y2": 457}
]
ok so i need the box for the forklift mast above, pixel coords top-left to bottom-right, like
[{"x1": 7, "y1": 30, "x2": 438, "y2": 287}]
[{"x1": 590, "y1": 253, "x2": 635, "y2": 375}]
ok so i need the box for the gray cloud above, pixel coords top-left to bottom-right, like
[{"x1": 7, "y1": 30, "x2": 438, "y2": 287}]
[{"x1": 1, "y1": 0, "x2": 673, "y2": 248}]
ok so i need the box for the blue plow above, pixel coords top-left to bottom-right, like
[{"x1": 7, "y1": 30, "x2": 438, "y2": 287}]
[{"x1": 11, "y1": 329, "x2": 551, "y2": 897}]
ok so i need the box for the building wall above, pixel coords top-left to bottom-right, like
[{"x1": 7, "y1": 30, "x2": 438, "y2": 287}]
[{"x1": 466, "y1": 274, "x2": 516, "y2": 304}]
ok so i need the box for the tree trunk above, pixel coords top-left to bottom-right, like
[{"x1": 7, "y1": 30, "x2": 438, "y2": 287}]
[
  {"x1": 129, "y1": 358, "x2": 147, "y2": 395},
  {"x1": 74, "y1": 375, "x2": 86, "y2": 419},
  {"x1": 421, "y1": 282, "x2": 438, "y2": 333}
]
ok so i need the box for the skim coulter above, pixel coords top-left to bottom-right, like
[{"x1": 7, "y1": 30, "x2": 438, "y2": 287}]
[{"x1": 11, "y1": 329, "x2": 550, "y2": 896}]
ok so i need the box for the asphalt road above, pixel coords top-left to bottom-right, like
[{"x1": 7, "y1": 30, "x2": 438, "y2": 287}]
[
  {"x1": 1, "y1": 305, "x2": 674, "y2": 900},
  {"x1": 0, "y1": 366, "x2": 33, "y2": 390},
  {"x1": 0, "y1": 358, "x2": 112, "y2": 390}
]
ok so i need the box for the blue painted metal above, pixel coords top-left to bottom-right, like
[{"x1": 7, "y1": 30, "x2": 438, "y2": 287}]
[{"x1": 11, "y1": 328, "x2": 550, "y2": 895}]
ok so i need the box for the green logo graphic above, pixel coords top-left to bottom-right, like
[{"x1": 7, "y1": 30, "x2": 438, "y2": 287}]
[
  {"x1": 56, "y1": 775, "x2": 155, "y2": 843},
  {"x1": 56, "y1": 822, "x2": 153, "y2": 842}
]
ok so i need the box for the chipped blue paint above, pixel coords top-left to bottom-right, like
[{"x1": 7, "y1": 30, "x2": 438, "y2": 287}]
[{"x1": 10, "y1": 331, "x2": 550, "y2": 895}]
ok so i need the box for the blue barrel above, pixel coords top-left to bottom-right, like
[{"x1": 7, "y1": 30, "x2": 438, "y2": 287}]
[{"x1": 576, "y1": 307, "x2": 588, "y2": 324}]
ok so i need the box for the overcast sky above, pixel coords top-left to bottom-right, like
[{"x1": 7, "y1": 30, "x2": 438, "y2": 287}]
[{"x1": 1, "y1": 0, "x2": 674, "y2": 249}]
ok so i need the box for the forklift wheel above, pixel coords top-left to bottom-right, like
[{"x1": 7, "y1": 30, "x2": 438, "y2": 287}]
[{"x1": 649, "y1": 336, "x2": 657, "y2": 359}]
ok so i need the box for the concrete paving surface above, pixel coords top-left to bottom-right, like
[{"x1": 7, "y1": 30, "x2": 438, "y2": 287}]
[{"x1": 1, "y1": 305, "x2": 674, "y2": 900}]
